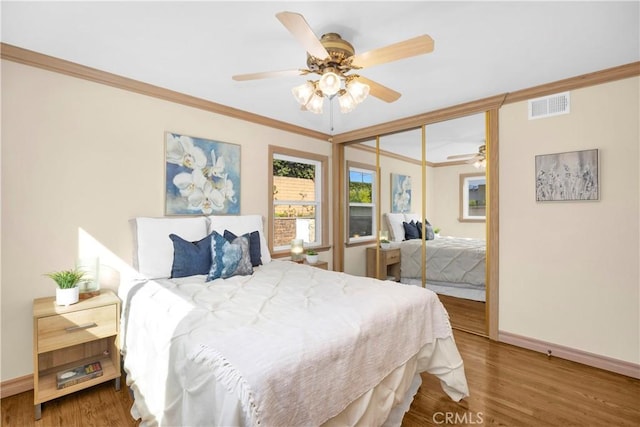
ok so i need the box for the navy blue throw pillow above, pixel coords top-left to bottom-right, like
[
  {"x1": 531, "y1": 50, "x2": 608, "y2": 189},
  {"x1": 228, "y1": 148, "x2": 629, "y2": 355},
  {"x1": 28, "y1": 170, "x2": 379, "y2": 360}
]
[
  {"x1": 169, "y1": 233, "x2": 212, "y2": 278},
  {"x1": 417, "y1": 221, "x2": 435, "y2": 240},
  {"x1": 223, "y1": 229, "x2": 262, "y2": 267},
  {"x1": 403, "y1": 220, "x2": 420, "y2": 240}
]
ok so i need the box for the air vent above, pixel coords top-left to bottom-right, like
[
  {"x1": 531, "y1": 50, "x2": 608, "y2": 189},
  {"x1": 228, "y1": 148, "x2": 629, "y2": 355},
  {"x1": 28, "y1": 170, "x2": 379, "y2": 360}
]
[{"x1": 528, "y1": 91, "x2": 570, "y2": 120}]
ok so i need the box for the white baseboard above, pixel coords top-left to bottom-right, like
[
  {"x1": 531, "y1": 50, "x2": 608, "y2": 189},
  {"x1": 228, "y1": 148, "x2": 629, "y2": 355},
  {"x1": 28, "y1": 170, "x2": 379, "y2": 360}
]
[
  {"x1": 0, "y1": 374, "x2": 33, "y2": 399},
  {"x1": 499, "y1": 330, "x2": 640, "y2": 379}
]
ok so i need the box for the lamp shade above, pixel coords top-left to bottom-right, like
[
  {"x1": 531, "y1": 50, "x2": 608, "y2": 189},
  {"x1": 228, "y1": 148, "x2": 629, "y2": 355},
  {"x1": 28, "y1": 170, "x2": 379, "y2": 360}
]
[
  {"x1": 290, "y1": 239, "x2": 304, "y2": 262},
  {"x1": 292, "y1": 81, "x2": 315, "y2": 106},
  {"x1": 347, "y1": 79, "x2": 370, "y2": 104},
  {"x1": 305, "y1": 92, "x2": 324, "y2": 114},
  {"x1": 318, "y1": 71, "x2": 341, "y2": 96},
  {"x1": 338, "y1": 91, "x2": 356, "y2": 113}
]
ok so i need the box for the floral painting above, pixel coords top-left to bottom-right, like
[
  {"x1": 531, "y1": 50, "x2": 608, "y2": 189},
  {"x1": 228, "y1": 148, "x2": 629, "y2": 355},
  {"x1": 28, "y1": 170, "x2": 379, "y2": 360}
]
[
  {"x1": 391, "y1": 173, "x2": 411, "y2": 213},
  {"x1": 535, "y1": 149, "x2": 598, "y2": 202},
  {"x1": 165, "y1": 132, "x2": 240, "y2": 215}
]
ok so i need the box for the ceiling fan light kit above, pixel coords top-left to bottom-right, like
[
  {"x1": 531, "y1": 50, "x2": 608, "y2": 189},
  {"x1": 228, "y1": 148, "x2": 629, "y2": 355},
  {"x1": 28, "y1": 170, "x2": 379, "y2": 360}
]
[{"x1": 233, "y1": 11, "x2": 434, "y2": 116}]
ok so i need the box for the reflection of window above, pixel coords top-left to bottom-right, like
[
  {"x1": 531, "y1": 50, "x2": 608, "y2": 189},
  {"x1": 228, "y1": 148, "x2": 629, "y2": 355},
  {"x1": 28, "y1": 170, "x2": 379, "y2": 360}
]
[
  {"x1": 270, "y1": 146, "x2": 327, "y2": 253},
  {"x1": 347, "y1": 162, "x2": 377, "y2": 243},
  {"x1": 459, "y1": 173, "x2": 486, "y2": 222}
]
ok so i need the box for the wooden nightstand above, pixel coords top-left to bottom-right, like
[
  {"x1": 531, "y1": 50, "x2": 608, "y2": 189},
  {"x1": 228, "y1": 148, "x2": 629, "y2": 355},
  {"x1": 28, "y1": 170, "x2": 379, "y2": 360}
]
[
  {"x1": 366, "y1": 247, "x2": 401, "y2": 281},
  {"x1": 32, "y1": 290, "x2": 121, "y2": 419},
  {"x1": 304, "y1": 260, "x2": 329, "y2": 270}
]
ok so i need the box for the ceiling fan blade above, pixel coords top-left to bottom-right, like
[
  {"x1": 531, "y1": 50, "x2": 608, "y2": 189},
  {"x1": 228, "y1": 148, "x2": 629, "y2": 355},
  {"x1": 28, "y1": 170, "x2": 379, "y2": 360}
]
[
  {"x1": 232, "y1": 69, "x2": 303, "y2": 81},
  {"x1": 352, "y1": 35, "x2": 434, "y2": 69},
  {"x1": 276, "y1": 11, "x2": 329, "y2": 59},
  {"x1": 354, "y1": 76, "x2": 401, "y2": 103}
]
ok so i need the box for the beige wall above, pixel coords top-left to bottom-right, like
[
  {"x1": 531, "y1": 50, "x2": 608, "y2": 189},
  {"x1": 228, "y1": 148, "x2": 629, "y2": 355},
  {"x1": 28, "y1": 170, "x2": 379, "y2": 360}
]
[
  {"x1": 499, "y1": 77, "x2": 639, "y2": 364},
  {"x1": 0, "y1": 60, "x2": 331, "y2": 381}
]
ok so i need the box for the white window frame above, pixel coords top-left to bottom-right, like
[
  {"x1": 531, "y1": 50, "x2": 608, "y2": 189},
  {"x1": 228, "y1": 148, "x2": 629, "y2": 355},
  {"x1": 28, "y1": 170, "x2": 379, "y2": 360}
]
[
  {"x1": 347, "y1": 162, "x2": 377, "y2": 244},
  {"x1": 270, "y1": 147, "x2": 327, "y2": 254},
  {"x1": 459, "y1": 172, "x2": 486, "y2": 222}
]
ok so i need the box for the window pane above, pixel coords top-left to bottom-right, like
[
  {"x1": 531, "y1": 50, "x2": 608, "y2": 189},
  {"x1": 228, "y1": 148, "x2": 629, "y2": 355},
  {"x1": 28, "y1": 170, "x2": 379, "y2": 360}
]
[
  {"x1": 271, "y1": 149, "x2": 326, "y2": 252},
  {"x1": 349, "y1": 206, "x2": 373, "y2": 238},
  {"x1": 273, "y1": 214, "x2": 317, "y2": 247},
  {"x1": 349, "y1": 170, "x2": 373, "y2": 203},
  {"x1": 273, "y1": 159, "x2": 316, "y2": 202},
  {"x1": 467, "y1": 179, "x2": 486, "y2": 217}
]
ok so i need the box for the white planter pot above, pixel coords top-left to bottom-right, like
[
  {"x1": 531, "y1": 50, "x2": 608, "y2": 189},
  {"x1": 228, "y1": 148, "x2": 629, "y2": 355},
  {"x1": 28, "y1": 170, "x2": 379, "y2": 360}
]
[
  {"x1": 380, "y1": 243, "x2": 391, "y2": 250},
  {"x1": 306, "y1": 254, "x2": 319, "y2": 264},
  {"x1": 56, "y1": 287, "x2": 79, "y2": 306}
]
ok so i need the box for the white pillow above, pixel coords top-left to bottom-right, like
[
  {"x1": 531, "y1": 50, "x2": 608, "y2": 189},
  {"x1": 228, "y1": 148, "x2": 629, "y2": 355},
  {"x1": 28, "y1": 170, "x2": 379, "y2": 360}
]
[
  {"x1": 384, "y1": 213, "x2": 406, "y2": 242},
  {"x1": 403, "y1": 213, "x2": 422, "y2": 223},
  {"x1": 208, "y1": 215, "x2": 271, "y2": 264},
  {"x1": 131, "y1": 216, "x2": 209, "y2": 279}
]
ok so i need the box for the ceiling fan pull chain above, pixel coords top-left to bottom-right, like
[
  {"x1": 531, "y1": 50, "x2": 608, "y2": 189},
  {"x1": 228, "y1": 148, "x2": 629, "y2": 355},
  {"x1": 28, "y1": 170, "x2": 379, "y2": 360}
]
[{"x1": 330, "y1": 97, "x2": 334, "y2": 133}]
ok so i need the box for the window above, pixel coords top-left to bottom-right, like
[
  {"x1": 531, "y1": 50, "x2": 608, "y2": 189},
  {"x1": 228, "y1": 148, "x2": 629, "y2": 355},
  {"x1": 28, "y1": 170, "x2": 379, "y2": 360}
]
[
  {"x1": 347, "y1": 161, "x2": 377, "y2": 244},
  {"x1": 269, "y1": 146, "x2": 328, "y2": 254},
  {"x1": 459, "y1": 173, "x2": 486, "y2": 222}
]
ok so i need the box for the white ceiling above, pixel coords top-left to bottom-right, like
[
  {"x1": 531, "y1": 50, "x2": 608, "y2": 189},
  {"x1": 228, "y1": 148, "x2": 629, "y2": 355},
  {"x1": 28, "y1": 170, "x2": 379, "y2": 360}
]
[{"x1": 2, "y1": 1, "x2": 639, "y2": 161}]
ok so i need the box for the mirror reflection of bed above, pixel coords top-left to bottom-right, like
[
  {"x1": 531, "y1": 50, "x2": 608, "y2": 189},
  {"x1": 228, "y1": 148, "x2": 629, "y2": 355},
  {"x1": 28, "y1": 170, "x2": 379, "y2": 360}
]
[{"x1": 383, "y1": 212, "x2": 486, "y2": 336}]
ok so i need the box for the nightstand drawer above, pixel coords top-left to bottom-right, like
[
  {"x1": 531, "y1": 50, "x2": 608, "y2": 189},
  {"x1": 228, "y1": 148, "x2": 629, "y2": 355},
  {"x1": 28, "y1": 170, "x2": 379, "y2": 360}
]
[
  {"x1": 37, "y1": 305, "x2": 117, "y2": 353},
  {"x1": 385, "y1": 250, "x2": 400, "y2": 263}
]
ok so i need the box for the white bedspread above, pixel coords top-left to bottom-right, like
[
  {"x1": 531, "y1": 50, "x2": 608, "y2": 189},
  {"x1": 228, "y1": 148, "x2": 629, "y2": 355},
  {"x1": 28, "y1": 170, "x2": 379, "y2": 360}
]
[
  {"x1": 120, "y1": 260, "x2": 468, "y2": 427},
  {"x1": 400, "y1": 237, "x2": 486, "y2": 286}
]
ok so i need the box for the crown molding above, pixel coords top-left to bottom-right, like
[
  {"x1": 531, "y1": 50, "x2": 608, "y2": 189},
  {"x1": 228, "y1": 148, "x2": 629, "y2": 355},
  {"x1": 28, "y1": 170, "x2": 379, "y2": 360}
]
[{"x1": 0, "y1": 43, "x2": 331, "y2": 142}]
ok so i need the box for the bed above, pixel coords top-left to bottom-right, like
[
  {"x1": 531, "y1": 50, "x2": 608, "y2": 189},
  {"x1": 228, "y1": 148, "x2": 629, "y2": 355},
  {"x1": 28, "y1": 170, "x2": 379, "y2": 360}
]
[
  {"x1": 385, "y1": 213, "x2": 486, "y2": 302},
  {"x1": 120, "y1": 215, "x2": 469, "y2": 426}
]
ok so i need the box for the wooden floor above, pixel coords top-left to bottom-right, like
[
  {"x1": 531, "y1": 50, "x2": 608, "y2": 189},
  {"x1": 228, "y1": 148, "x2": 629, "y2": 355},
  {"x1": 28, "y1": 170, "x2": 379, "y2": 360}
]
[
  {"x1": 438, "y1": 294, "x2": 487, "y2": 336},
  {"x1": 2, "y1": 331, "x2": 639, "y2": 426}
]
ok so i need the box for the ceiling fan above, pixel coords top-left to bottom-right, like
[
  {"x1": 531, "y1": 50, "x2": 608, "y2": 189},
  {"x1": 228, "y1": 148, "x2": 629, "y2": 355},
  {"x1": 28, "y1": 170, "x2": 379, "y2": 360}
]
[
  {"x1": 232, "y1": 11, "x2": 434, "y2": 113},
  {"x1": 447, "y1": 144, "x2": 487, "y2": 167}
]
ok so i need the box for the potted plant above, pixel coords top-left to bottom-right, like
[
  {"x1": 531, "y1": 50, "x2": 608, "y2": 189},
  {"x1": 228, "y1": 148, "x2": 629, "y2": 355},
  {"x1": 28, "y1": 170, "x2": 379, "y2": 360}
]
[
  {"x1": 433, "y1": 227, "x2": 441, "y2": 238},
  {"x1": 306, "y1": 249, "x2": 319, "y2": 264},
  {"x1": 380, "y1": 239, "x2": 391, "y2": 249},
  {"x1": 45, "y1": 268, "x2": 85, "y2": 306}
]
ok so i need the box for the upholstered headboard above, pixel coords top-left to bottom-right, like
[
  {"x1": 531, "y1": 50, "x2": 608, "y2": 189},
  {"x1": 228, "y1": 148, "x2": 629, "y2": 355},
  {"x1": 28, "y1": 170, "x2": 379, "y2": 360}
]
[
  {"x1": 383, "y1": 212, "x2": 424, "y2": 242},
  {"x1": 130, "y1": 215, "x2": 270, "y2": 279}
]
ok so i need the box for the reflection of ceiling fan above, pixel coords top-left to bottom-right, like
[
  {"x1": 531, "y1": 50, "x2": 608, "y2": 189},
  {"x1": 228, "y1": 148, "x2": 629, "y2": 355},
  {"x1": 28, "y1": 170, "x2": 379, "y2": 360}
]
[
  {"x1": 232, "y1": 12, "x2": 434, "y2": 113},
  {"x1": 447, "y1": 144, "x2": 487, "y2": 168}
]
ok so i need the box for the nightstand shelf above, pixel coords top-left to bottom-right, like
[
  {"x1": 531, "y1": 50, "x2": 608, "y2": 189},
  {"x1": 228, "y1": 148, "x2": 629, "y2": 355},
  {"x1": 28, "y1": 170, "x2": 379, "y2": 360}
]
[
  {"x1": 366, "y1": 247, "x2": 401, "y2": 281},
  {"x1": 32, "y1": 290, "x2": 121, "y2": 420}
]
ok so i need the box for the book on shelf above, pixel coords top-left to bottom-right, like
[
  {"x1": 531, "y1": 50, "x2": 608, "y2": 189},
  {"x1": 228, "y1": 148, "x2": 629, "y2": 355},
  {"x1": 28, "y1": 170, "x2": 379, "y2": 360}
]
[{"x1": 56, "y1": 361, "x2": 103, "y2": 389}]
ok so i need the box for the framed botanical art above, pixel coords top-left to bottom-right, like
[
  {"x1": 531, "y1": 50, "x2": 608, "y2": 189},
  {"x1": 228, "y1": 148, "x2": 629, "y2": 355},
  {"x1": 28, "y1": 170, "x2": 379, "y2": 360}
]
[
  {"x1": 165, "y1": 132, "x2": 241, "y2": 215},
  {"x1": 391, "y1": 173, "x2": 411, "y2": 213},
  {"x1": 535, "y1": 149, "x2": 598, "y2": 202}
]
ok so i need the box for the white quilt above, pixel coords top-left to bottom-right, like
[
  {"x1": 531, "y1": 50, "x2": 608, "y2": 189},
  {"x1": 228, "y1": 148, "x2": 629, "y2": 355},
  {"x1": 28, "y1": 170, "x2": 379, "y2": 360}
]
[
  {"x1": 400, "y1": 237, "x2": 486, "y2": 286},
  {"x1": 120, "y1": 261, "x2": 469, "y2": 426}
]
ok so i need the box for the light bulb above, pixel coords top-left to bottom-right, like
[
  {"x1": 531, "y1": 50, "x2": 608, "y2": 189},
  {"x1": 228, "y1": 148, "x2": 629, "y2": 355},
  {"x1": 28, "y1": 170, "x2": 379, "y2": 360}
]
[{"x1": 318, "y1": 71, "x2": 341, "y2": 96}]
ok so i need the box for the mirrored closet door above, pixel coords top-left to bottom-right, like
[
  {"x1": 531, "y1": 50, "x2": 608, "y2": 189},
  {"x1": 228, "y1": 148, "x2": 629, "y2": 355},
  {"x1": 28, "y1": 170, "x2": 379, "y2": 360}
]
[{"x1": 423, "y1": 113, "x2": 487, "y2": 336}]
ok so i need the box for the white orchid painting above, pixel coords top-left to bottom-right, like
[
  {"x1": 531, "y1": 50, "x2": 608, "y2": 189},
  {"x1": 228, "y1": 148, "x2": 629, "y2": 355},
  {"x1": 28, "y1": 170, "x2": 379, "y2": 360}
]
[
  {"x1": 165, "y1": 132, "x2": 240, "y2": 215},
  {"x1": 391, "y1": 173, "x2": 412, "y2": 213}
]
